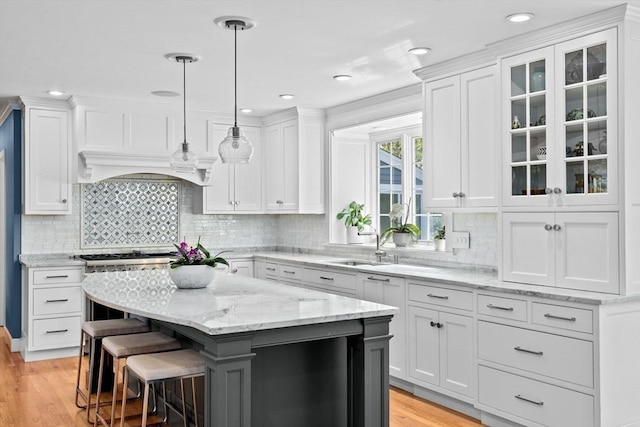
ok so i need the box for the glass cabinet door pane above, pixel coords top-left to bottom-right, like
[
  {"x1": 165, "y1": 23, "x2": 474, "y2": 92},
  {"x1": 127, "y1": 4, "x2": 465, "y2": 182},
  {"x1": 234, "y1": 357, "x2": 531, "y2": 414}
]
[
  {"x1": 530, "y1": 129, "x2": 546, "y2": 160},
  {"x1": 512, "y1": 166, "x2": 527, "y2": 196},
  {"x1": 511, "y1": 65, "x2": 526, "y2": 96},
  {"x1": 530, "y1": 164, "x2": 546, "y2": 195},
  {"x1": 530, "y1": 94, "x2": 546, "y2": 127},
  {"x1": 530, "y1": 60, "x2": 546, "y2": 92},
  {"x1": 566, "y1": 87, "x2": 584, "y2": 121},
  {"x1": 587, "y1": 83, "x2": 607, "y2": 117},
  {"x1": 511, "y1": 99, "x2": 526, "y2": 129},
  {"x1": 566, "y1": 49, "x2": 584, "y2": 85},
  {"x1": 566, "y1": 161, "x2": 585, "y2": 194},
  {"x1": 588, "y1": 122, "x2": 607, "y2": 154},
  {"x1": 588, "y1": 159, "x2": 607, "y2": 193},
  {"x1": 566, "y1": 123, "x2": 584, "y2": 158},
  {"x1": 512, "y1": 134, "x2": 527, "y2": 162},
  {"x1": 587, "y1": 43, "x2": 607, "y2": 80}
]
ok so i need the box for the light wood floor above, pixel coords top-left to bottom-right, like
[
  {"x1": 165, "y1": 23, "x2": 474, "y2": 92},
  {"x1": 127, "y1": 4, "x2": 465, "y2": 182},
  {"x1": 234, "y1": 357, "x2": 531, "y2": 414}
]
[{"x1": 0, "y1": 329, "x2": 482, "y2": 426}]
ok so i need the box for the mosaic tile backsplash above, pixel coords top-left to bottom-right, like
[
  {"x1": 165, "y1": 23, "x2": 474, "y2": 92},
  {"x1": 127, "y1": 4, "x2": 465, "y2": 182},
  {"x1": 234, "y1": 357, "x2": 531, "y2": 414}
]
[{"x1": 82, "y1": 180, "x2": 179, "y2": 247}]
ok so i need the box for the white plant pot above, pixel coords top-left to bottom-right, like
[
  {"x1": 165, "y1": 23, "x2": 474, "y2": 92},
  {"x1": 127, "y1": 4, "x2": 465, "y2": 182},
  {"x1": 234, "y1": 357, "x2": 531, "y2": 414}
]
[
  {"x1": 168, "y1": 265, "x2": 216, "y2": 289},
  {"x1": 434, "y1": 239, "x2": 446, "y2": 252},
  {"x1": 392, "y1": 232, "x2": 411, "y2": 247},
  {"x1": 346, "y1": 226, "x2": 364, "y2": 244}
]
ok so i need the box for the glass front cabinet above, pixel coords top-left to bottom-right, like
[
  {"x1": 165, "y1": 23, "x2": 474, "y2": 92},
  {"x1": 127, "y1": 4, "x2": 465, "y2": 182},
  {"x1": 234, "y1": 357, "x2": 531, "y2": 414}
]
[{"x1": 502, "y1": 29, "x2": 617, "y2": 207}]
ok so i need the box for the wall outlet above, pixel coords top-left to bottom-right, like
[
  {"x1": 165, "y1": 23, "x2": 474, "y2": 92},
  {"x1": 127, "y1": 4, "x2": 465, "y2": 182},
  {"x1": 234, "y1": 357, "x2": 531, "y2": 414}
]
[{"x1": 450, "y1": 231, "x2": 470, "y2": 249}]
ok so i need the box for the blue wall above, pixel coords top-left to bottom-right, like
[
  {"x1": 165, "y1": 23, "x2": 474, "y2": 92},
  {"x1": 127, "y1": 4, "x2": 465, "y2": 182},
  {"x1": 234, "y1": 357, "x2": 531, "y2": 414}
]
[{"x1": 0, "y1": 109, "x2": 22, "y2": 338}]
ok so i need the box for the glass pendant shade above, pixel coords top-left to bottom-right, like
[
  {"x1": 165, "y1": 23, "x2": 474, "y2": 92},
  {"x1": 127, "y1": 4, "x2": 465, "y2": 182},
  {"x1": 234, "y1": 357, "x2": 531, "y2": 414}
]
[
  {"x1": 170, "y1": 141, "x2": 198, "y2": 173},
  {"x1": 218, "y1": 126, "x2": 253, "y2": 164}
]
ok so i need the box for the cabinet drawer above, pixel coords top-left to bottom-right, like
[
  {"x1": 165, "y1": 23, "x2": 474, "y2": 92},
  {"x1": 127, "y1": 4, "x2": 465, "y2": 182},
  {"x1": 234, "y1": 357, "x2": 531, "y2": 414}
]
[
  {"x1": 408, "y1": 282, "x2": 472, "y2": 311},
  {"x1": 303, "y1": 268, "x2": 356, "y2": 292},
  {"x1": 31, "y1": 316, "x2": 81, "y2": 350},
  {"x1": 278, "y1": 264, "x2": 302, "y2": 282},
  {"x1": 478, "y1": 321, "x2": 593, "y2": 387},
  {"x1": 478, "y1": 294, "x2": 527, "y2": 322},
  {"x1": 532, "y1": 303, "x2": 593, "y2": 334},
  {"x1": 478, "y1": 366, "x2": 594, "y2": 427},
  {"x1": 33, "y1": 268, "x2": 83, "y2": 285},
  {"x1": 33, "y1": 286, "x2": 82, "y2": 316},
  {"x1": 264, "y1": 262, "x2": 278, "y2": 277}
]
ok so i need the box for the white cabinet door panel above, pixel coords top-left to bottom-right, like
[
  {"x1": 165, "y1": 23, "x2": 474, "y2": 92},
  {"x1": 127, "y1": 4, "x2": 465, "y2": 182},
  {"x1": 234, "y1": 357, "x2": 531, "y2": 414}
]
[
  {"x1": 439, "y1": 312, "x2": 474, "y2": 398},
  {"x1": 408, "y1": 305, "x2": 439, "y2": 386}
]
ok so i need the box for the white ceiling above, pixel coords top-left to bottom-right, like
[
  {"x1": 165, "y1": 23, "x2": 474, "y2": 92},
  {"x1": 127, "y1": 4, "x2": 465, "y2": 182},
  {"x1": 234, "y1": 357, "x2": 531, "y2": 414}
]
[{"x1": 0, "y1": 0, "x2": 634, "y2": 119}]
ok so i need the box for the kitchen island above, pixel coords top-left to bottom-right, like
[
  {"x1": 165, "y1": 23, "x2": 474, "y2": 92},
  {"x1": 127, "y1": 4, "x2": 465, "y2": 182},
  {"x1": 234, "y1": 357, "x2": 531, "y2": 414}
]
[{"x1": 82, "y1": 268, "x2": 397, "y2": 427}]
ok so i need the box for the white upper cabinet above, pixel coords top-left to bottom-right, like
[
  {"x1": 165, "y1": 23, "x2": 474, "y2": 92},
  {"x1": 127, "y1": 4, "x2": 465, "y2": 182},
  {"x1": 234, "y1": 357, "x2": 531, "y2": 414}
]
[
  {"x1": 502, "y1": 29, "x2": 617, "y2": 208},
  {"x1": 424, "y1": 65, "x2": 498, "y2": 209},
  {"x1": 263, "y1": 108, "x2": 325, "y2": 213},
  {"x1": 193, "y1": 124, "x2": 262, "y2": 213},
  {"x1": 21, "y1": 98, "x2": 72, "y2": 214}
]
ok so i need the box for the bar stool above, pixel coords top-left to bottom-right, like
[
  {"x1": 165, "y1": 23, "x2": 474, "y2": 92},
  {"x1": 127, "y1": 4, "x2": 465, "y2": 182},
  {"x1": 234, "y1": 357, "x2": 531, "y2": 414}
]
[
  {"x1": 120, "y1": 349, "x2": 205, "y2": 427},
  {"x1": 94, "y1": 331, "x2": 182, "y2": 427},
  {"x1": 75, "y1": 318, "x2": 150, "y2": 421}
]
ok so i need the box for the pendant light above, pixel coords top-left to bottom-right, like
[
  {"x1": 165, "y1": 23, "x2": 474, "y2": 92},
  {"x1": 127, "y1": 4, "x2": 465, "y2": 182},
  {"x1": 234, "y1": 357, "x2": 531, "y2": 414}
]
[
  {"x1": 170, "y1": 55, "x2": 199, "y2": 173},
  {"x1": 218, "y1": 19, "x2": 254, "y2": 164}
]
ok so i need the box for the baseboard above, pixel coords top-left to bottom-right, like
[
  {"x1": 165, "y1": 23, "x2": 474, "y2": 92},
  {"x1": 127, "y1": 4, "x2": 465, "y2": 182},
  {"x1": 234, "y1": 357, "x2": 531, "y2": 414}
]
[
  {"x1": 2, "y1": 326, "x2": 21, "y2": 352},
  {"x1": 20, "y1": 346, "x2": 78, "y2": 362}
]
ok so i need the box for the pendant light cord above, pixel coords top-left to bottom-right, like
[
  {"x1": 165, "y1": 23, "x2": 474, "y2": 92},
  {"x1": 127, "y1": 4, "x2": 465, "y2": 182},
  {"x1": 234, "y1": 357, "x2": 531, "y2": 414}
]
[
  {"x1": 233, "y1": 23, "x2": 238, "y2": 128},
  {"x1": 183, "y1": 58, "x2": 187, "y2": 146}
]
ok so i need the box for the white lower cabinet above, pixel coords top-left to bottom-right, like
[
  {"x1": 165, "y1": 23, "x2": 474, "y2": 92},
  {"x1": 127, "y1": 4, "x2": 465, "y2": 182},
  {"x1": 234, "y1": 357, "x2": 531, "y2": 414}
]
[
  {"x1": 358, "y1": 273, "x2": 406, "y2": 380},
  {"x1": 407, "y1": 281, "x2": 474, "y2": 401},
  {"x1": 303, "y1": 267, "x2": 357, "y2": 297},
  {"x1": 22, "y1": 266, "x2": 84, "y2": 361},
  {"x1": 502, "y1": 212, "x2": 619, "y2": 294}
]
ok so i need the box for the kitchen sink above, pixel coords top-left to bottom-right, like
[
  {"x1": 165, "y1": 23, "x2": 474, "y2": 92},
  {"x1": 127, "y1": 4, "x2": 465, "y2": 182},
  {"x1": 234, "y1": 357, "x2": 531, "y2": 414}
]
[{"x1": 324, "y1": 259, "x2": 386, "y2": 267}]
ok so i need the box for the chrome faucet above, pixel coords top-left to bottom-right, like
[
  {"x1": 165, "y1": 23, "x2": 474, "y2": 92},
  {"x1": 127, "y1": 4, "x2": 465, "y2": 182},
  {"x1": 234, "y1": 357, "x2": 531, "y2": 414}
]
[{"x1": 358, "y1": 231, "x2": 386, "y2": 263}]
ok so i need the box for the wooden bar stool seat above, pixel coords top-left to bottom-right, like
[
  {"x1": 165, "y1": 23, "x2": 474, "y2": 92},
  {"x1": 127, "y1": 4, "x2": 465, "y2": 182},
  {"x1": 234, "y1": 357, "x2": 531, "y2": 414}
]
[
  {"x1": 94, "y1": 331, "x2": 181, "y2": 427},
  {"x1": 121, "y1": 349, "x2": 205, "y2": 427},
  {"x1": 75, "y1": 318, "x2": 150, "y2": 422}
]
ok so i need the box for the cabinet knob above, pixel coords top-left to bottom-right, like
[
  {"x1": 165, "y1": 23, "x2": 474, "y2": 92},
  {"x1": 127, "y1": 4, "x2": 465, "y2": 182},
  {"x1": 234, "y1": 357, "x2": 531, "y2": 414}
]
[
  {"x1": 235, "y1": 200, "x2": 240, "y2": 205},
  {"x1": 229, "y1": 201, "x2": 234, "y2": 205},
  {"x1": 62, "y1": 199, "x2": 67, "y2": 204},
  {"x1": 553, "y1": 187, "x2": 562, "y2": 194},
  {"x1": 437, "y1": 322, "x2": 443, "y2": 329},
  {"x1": 458, "y1": 192, "x2": 465, "y2": 198},
  {"x1": 452, "y1": 192, "x2": 459, "y2": 198},
  {"x1": 545, "y1": 188, "x2": 553, "y2": 194},
  {"x1": 430, "y1": 321, "x2": 437, "y2": 327},
  {"x1": 553, "y1": 224, "x2": 562, "y2": 231},
  {"x1": 231, "y1": 268, "x2": 238, "y2": 274},
  {"x1": 544, "y1": 224, "x2": 553, "y2": 231}
]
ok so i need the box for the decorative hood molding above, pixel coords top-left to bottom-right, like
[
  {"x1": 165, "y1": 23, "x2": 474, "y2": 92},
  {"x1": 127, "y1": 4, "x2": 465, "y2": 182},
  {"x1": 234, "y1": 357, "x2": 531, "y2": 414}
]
[{"x1": 78, "y1": 149, "x2": 216, "y2": 185}]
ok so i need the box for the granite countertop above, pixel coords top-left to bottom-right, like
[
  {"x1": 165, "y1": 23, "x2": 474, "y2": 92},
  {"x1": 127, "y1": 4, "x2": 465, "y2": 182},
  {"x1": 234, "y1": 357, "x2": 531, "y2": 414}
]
[
  {"x1": 252, "y1": 252, "x2": 640, "y2": 305},
  {"x1": 82, "y1": 269, "x2": 397, "y2": 336}
]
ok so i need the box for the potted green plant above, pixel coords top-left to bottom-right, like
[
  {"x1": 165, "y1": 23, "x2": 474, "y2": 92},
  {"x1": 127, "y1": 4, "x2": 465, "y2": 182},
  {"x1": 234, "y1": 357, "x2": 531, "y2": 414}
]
[
  {"x1": 336, "y1": 201, "x2": 372, "y2": 244},
  {"x1": 380, "y1": 198, "x2": 421, "y2": 247},
  {"x1": 434, "y1": 225, "x2": 446, "y2": 251},
  {"x1": 168, "y1": 238, "x2": 229, "y2": 288}
]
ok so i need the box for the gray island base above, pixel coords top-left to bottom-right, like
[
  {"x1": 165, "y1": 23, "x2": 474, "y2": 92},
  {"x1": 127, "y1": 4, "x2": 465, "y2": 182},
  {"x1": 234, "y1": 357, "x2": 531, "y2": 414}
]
[{"x1": 82, "y1": 269, "x2": 397, "y2": 427}]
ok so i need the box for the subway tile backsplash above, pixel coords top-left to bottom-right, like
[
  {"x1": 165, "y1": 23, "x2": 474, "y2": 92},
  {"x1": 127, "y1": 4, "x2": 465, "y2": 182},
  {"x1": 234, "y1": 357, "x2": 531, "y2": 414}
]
[{"x1": 21, "y1": 177, "x2": 497, "y2": 268}]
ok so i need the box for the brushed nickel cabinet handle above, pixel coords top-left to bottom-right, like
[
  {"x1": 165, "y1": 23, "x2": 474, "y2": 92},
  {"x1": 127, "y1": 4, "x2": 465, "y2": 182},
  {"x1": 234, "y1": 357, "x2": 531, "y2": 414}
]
[
  {"x1": 319, "y1": 276, "x2": 334, "y2": 281},
  {"x1": 46, "y1": 299, "x2": 69, "y2": 303},
  {"x1": 515, "y1": 394, "x2": 544, "y2": 406},
  {"x1": 46, "y1": 275, "x2": 69, "y2": 279},
  {"x1": 366, "y1": 276, "x2": 390, "y2": 282},
  {"x1": 266, "y1": 267, "x2": 276, "y2": 272},
  {"x1": 514, "y1": 346, "x2": 543, "y2": 356},
  {"x1": 46, "y1": 329, "x2": 69, "y2": 334},
  {"x1": 282, "y1": 270, "x2": 296, "y2": 274},
  {"x1": 487, "y1": 304, "x2": 514, "y2": 311},
  {"x1": 544, "y1": 313, "x2": 576, "y2": 322},
  {"x1": 427, "y1": 293, "x2": 449, "y2": 300}
]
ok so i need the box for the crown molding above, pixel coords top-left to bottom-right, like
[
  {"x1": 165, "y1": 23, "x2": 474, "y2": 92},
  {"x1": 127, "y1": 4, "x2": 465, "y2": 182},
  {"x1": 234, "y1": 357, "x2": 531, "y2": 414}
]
[
  {"x1": 487, "y1": 4, "x2": 627, "y2": 58},
  {"x1": 0, "y1": 99, "x2": 20, "y2": 126},
  {"x1": 18, "y1": 96, "x2": 71, "y2": 111},
  {"x1": 261, "y1": 106, "x2": 325, "y2": 127},
  {"x1": 413, "y1": 49, "x2": 497, "y2": 82}
]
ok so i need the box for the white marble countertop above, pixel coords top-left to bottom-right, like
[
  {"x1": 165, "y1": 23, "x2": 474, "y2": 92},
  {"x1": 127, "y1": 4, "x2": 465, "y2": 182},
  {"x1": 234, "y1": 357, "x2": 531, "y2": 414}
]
[
  {"x1": 19, "y1": 253, "x2": 86, "y2": 268},
  {"x1": 252, "y1": 252, "x2": 640, "y2": 305},
  {"x1": 82, "y1": 269, "x2": 398, "y2": 336}
]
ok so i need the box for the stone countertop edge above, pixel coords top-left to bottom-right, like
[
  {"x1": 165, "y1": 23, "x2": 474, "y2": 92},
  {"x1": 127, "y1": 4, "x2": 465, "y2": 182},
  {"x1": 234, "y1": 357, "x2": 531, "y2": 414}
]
[
  {"x1": 251, "y1": 252, "x2": 640, "y2": 306},
  {"x1": 83, "y1": 272, "x2": 398, "y2": 336}
]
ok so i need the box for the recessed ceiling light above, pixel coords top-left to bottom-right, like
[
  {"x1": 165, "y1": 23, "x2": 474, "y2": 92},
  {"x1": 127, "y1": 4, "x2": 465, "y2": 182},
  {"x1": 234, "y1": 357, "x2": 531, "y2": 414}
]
[
  {"x1": 279, "y1": 94, "x2": 295, "y2": 100},
  {"x1": 408, "y1": 47, "x2": 431, "y2": 55},
  {"x1": 506, "y1": 13, "x2": 534, "y2": 23},
  {"x1": 47, "y1": 90, "x2": 64, "y2": 96},
  {"x1": 239, "y1": 108, "x2": 252, "y2": 113},
  {"x1": 333, "y1": 74, "x2": 352, "y2": 81},
  {"x1": 151, "y1": 90, "x2": 180, "y2": 97}
]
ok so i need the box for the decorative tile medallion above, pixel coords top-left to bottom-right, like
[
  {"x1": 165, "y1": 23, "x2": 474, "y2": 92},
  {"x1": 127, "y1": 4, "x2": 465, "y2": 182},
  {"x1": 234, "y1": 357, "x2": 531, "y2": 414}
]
[{"x1": 82, "y1": 180, "x2": 179, "y2": 247}]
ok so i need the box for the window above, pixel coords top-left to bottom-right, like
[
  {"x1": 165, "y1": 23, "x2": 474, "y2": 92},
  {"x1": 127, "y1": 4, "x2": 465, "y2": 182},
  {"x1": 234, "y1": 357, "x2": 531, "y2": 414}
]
[{"x1": 373, "y1": 126, "x2": 443, "y2": 242}]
